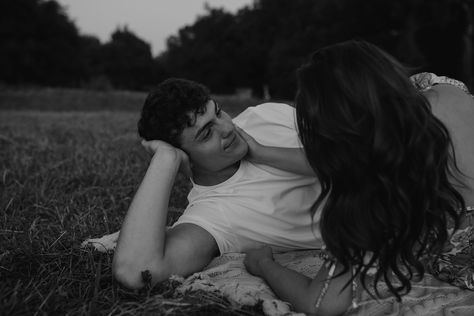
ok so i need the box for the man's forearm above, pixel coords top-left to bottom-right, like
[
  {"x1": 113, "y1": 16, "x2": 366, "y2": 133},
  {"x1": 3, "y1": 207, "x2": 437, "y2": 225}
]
[{"x1": 113, "y1": 150, "x2": 180, "y2": 288}]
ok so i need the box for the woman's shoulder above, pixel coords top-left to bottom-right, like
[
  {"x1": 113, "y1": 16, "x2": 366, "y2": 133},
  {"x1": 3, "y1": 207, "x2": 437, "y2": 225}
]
[
  {"x1": 413, "y1": 73, "x2": 474, "y2": 206},
  {"x1": 410, "y1": 72, "x2": 472, "y2": 95},
  {"x1": 410, "y1": 72, "x2": 472, "y2": 111},
  {"x1": 409, "y1": 72, "x2": 473, "y2": 118}
]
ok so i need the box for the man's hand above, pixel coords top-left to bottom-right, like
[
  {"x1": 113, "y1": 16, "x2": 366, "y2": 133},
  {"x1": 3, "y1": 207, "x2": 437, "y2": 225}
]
[
  {"x1": 141, "y1": 140, "x2": 192, "y2": 177},
  {"x1": 244, "y1": 246, "x2": 274, "y2": 277},
  {"x1": 235, "y1": 125, "x2": 266, "y2": 163}
]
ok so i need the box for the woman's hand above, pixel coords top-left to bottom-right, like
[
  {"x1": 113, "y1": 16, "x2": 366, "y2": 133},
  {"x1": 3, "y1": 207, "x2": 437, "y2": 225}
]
[
  {"x1": 235, "y1": 126, "x2": 315, "y2": 176},
  {"x1": 235, "y1": 125, "x2": 266, "y2": 164},
  {"x1": 244, "y1": 246, "x2": 274, "y2": 277},
  {"x1": 141, "y1": 140, "x2": 192, "y2": 177}
]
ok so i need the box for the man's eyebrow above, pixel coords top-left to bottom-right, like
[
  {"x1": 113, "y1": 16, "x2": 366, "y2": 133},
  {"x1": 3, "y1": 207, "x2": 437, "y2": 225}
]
[{"x1": 194, "y1": 100, "x2": 217, "y2": 140}]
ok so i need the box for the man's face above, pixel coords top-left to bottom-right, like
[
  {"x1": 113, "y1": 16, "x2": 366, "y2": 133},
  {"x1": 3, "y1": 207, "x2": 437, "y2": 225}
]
[{"x1": 179, "y1": 99, "x2": 248, "y2": 173}]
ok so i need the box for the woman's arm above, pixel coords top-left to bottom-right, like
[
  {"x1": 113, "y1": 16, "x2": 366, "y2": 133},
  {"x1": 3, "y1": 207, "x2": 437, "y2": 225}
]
[
  {"x1": 244, "y1": 247, "x2": 352, "y2": 316},
  {"x1": 236, "y1": 126, "x2": 315, "y2": 176}
]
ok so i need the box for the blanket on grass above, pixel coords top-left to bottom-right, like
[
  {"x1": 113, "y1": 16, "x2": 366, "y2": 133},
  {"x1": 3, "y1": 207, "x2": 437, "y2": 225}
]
[{"x1": 82, "y1": 230, "x2": 474, "y2": 316}]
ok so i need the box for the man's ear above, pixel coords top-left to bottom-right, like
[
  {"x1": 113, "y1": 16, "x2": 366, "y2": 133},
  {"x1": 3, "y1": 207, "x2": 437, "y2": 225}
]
[{"x1": 176, "y1": 146, "x2": 193, "y2": 178}]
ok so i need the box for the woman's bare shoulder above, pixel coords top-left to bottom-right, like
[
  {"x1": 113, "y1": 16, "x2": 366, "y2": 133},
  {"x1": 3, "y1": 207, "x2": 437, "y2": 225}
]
[
  {"x1": 423, "y1": 83, "x2": 473, "y2": 114},
  {"x1": 424, "y1": 83, "x2": 474, "y2": 205}
]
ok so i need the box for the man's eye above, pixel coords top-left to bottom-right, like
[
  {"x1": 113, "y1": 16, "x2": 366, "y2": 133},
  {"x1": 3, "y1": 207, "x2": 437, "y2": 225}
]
[
  {"x1": 202, "y1": 129, "x2": 212, "y2": 140},
  {"x1": 216, "y1": 107, "x2": 222, "y2": 117}
]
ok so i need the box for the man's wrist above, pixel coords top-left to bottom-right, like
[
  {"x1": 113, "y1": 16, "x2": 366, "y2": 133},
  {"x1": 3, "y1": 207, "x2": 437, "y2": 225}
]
[{"x1": 149, "y1": 149, "x2": 181, "y2": 173}]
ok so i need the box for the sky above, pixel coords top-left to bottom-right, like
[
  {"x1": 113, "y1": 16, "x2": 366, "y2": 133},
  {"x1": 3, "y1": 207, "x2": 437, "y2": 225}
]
[{"x1": 56, "y1": 0, "x2": 253, "y2": 56}]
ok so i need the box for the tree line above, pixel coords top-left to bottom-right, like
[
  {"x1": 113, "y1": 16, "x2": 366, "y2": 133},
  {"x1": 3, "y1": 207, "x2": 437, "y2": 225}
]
[{"x1": 1, "y1": 0, "x2": 472, "y2": 99}]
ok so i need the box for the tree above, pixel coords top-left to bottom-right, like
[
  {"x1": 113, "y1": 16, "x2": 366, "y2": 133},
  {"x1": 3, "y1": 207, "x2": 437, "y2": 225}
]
[
  {"x1": 0, "y1": 0, "x2": 86, "y2": 86},
  {"x1": 161, "y1": 8, "x2": 242, "y2": 93},
  {"x1": 159, "y1": 0, "x2": 473, "y2": 98},
  {"x1": 2, "y1": 0, "x2": 471, "y2": 92},
  {"x1": 100, "y1": 27, "x2": 156, "y2": 90}
]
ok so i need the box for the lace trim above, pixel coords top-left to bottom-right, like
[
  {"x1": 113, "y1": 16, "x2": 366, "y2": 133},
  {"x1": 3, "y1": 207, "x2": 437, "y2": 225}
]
[{"x1": 410, "y1": 72, "x2": 472, "y2": 96}]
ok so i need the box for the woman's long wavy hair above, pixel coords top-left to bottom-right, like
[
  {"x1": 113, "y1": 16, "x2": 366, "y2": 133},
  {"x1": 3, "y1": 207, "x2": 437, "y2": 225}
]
[{"x1": 296, "y1": 40, "x2": 465, "y2": 300}]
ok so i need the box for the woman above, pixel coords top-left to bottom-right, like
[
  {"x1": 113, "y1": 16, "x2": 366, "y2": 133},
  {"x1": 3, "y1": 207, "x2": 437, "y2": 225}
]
[{"x1": 244, "y1": 40, "x2": 474, "y2": 315}]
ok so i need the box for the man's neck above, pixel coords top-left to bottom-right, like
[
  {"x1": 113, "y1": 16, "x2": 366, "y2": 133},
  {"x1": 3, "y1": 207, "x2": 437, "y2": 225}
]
[{"x1": 192, "y1": 161, "x2": 241, "y2": 186}]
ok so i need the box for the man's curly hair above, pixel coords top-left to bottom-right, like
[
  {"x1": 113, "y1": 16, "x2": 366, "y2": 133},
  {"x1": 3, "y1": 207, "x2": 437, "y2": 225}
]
[{"x1": 138, "y1": 78, "x2": 211, "y2": 147}]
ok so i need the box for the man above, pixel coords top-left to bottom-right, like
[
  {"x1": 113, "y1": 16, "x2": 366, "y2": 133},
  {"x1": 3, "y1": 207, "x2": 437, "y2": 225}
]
[{"x1": 112, "y1": 78, "x2": 322, "y2": 289}]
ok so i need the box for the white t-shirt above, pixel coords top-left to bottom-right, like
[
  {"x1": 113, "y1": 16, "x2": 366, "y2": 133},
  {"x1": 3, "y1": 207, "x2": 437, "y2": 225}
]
[{"x1": 173, "y1": 103, "x2": 323, "y2": 254}]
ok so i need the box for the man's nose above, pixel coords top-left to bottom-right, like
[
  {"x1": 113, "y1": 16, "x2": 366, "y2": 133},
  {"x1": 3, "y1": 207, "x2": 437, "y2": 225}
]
[{"x1": 216, "y1": 120, "x2": 234, "y2": 138}]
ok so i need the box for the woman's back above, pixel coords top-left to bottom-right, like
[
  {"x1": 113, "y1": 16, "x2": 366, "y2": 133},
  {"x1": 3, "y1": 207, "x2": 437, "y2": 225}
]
[{"x1": 424, "y1": 83, "x2": 474, "y2": 206}]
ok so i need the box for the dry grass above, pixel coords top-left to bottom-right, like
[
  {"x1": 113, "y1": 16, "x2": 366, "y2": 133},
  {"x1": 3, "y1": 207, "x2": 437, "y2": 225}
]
[
  {"x1": 0, "y1": 88, "x2": 264, "y2": 115},
  {"x1": 0, "y1": 89, "x2": 265, "y2": 315}
]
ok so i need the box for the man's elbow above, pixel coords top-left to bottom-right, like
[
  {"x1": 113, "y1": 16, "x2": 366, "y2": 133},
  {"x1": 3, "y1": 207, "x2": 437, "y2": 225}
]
[{"x1": 112, "y1": 257, "x2": 169, "y2": 290}]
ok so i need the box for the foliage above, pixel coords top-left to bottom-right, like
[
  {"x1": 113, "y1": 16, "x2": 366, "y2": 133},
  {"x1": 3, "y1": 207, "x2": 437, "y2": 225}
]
[
  {"x1": 1, "y1": 0, "x2": 472, "y2": 97},
  {"x1": 101, "y1": 27, "x2": 157, "y2": 90},
  {"x1": 0, "y1": 0, "x2": 85, "y2": 86},
  {"x1": 162, "y1": 0, "x2": 474, "y2": 98},
  {"x1": 0, "y1": 88, "x2": 262, "y2": 114},
  {"x1": 163, "y1": 8, "x2": 241, "y2": 94},
  {"x1": 0, "y1": 0, "x2": 166, "y2": 91}
]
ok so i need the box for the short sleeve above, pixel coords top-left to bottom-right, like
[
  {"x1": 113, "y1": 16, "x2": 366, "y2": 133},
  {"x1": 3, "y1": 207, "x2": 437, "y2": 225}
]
[
  {"x1": 172, "y1": 202, "x2": 238, "y2": 254},
  {"x1": 233, "y1": 103, "x2": 302, "y2": 148}
]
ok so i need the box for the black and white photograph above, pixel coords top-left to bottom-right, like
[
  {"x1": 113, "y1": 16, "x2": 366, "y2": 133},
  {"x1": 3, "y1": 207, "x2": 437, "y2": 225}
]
[{"x1": 1, "y1": 0, "x2": 474, "y2": 315}]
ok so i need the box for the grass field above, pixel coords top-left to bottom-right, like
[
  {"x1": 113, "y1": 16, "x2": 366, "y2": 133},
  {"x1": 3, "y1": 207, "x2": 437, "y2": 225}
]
[{"x1": 0, "y1": 89, "x2": 265, "y2": 315}]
